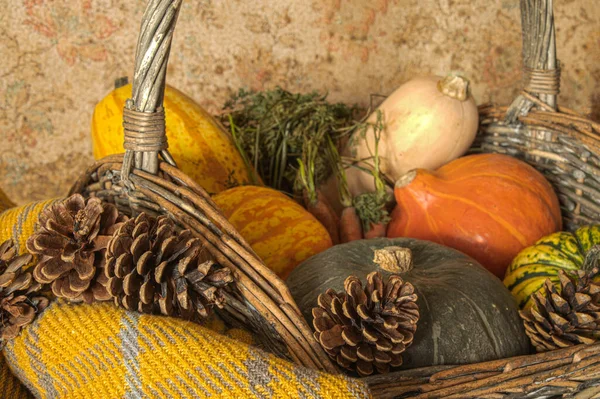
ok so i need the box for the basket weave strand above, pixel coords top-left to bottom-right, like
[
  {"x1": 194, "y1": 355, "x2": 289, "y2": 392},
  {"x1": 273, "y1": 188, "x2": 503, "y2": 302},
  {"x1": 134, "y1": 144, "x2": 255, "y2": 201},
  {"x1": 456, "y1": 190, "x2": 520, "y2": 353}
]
[{"x1": 364, "y1": 342, "x2": 600, "y2": 398}]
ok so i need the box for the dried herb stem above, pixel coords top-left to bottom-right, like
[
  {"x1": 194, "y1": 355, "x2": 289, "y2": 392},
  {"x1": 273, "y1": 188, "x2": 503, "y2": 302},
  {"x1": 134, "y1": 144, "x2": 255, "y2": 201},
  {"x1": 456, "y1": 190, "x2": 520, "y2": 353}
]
[{"x1": 352, "y1": 110, "x2": 392, "y2": 231}]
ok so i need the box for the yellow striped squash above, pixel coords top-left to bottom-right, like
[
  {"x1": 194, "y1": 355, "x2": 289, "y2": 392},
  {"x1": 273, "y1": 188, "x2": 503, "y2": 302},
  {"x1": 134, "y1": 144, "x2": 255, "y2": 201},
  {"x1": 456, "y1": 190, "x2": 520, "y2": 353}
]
[
  {"x1": 92, "y1": 84, "x2": 256, "y2": 194},
  {"x1": 504, "y1": 225, "x2": 600, "y2": 309},
  {"x1": 213, "y1": 186, "x2": 333, "y2": 279}
]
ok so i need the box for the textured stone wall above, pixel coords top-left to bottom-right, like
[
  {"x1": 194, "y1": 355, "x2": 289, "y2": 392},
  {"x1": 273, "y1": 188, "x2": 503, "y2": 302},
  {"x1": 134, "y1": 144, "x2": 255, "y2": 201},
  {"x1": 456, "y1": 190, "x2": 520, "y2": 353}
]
[{"x1": 0, "y1": 0, "x2": 598, "y2": 204}]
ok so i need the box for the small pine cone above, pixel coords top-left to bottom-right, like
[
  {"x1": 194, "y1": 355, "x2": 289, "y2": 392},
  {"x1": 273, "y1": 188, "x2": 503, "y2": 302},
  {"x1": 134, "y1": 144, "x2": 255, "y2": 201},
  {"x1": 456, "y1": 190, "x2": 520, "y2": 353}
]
[
  {"x1": 0, "y1": 239, "x2": 49, "y2": 340},
  {"x1": 26, "y1": 194, "x2": 127, "y2": 303},
  {"x1": 105, "y1": 213, "x2": 234, "y2": 320},
  {"x1": 520, "y1": 268, "x2": 600, "y2": 352},
  {"x1": 312, "y1": 272, "x2": 419, "y2": 376}
]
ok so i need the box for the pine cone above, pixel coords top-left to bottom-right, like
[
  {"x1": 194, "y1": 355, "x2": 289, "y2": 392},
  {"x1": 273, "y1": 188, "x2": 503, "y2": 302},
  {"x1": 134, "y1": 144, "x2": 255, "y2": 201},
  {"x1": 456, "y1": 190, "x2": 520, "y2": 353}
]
[
  {"x1": 26, "y1": 194, "x2": 127, "y2": 303},
  {"x1": 0, "y1": 239, "x2": 48, "y2": 340},
  {"x1": 520, "y1": 268, "x2": 600, "y2": 352},
  {"x1": 105, "y1": 213, "x2": 233, "y2": 320},
  {"x1": 312, "y1": 272, "x2": 419, "y2": 376}
]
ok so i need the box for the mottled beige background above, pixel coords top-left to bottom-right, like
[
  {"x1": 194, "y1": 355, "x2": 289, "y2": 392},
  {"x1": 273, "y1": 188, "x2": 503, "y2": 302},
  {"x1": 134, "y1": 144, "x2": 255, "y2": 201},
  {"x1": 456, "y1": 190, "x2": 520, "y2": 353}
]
[{"x1": 0, "y1": 0, "x2": 598, "y2": 205}]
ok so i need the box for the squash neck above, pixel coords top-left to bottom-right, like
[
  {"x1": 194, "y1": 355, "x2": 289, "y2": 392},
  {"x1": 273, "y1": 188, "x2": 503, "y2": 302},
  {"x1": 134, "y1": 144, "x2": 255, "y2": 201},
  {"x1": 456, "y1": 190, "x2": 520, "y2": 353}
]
[
  {"x1": 373, "y1": 246, "x2": 413, "y2": 273},
  {"x1": 437, "y1": 74, "x2": 470, "y2": 102}
]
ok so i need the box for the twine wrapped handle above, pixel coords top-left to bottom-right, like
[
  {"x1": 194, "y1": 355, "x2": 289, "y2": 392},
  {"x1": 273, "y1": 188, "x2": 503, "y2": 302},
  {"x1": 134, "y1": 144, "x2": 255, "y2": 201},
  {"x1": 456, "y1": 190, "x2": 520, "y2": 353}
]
[
  {"x1": 523, "y1": 66, "x2": 561, "y2": 96},
  {"x1": 123, "y1": 108, "x2": 168, "y2": 152},
  {"x1": 504, "y1": 0, "x2": 559, "y2": 123},
  {"x1": 121, "y1": 0, "x2": 182, "y2": 182}
]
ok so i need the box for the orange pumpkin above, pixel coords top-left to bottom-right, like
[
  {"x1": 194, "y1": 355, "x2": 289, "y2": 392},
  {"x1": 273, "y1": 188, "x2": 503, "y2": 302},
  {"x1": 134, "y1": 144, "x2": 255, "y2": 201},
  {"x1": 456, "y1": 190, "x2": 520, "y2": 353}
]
[
  {"x1": 212, "y1": 186, "x2": 333, "y2": 279},
  {"x1": 387, "y1": 154, "x2": 562, "y2": 278}
]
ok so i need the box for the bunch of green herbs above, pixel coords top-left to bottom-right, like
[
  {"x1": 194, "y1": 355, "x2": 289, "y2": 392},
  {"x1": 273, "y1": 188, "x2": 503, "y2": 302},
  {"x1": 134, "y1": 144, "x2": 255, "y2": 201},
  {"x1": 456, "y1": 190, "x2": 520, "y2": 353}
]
[{"x1": 221, "y1": 87, "x2": 359, "y2": 197}]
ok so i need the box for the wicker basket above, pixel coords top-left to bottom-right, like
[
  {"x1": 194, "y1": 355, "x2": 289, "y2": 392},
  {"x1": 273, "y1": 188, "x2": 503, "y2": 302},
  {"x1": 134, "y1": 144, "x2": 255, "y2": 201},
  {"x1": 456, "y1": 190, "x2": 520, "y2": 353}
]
[{"x1": 70, "y1": 0, "x2": 600, "y2": 397}]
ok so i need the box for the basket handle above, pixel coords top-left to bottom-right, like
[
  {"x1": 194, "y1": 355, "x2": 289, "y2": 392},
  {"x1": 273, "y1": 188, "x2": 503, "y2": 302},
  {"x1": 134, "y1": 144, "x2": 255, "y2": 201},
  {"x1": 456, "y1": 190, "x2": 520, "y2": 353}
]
[
  {"x1": 121, "y1": 0, "x2": 182, "y2": 179},
  {"x1": 505, "y1": 0, "x2": 559, "y2": 123}
]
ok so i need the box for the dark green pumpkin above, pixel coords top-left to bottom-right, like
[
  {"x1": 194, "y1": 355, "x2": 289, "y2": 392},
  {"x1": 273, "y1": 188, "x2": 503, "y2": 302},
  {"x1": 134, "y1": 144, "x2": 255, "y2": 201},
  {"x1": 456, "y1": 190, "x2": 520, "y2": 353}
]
[{"x1": 287, "y1": 238, "x2": 530, "y2": 370}]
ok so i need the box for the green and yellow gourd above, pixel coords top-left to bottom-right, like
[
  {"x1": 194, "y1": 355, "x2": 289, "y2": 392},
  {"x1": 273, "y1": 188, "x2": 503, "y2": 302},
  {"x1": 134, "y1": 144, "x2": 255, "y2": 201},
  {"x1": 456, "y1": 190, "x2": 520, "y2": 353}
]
[{"x1": 504, "y1": 225, "x2": 600, "y2": 309}]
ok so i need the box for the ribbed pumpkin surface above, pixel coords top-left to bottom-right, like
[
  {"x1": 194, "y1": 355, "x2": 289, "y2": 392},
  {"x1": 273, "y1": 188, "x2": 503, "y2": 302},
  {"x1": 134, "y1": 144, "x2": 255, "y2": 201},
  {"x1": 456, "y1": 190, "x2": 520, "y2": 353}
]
[
  {"x1": 212, "y1": 186, "x2": 333, "y2": 278},
  {"x1": 504, "y1": 225, "x2": 600, "y2": 309},
  {"x1": 388, "y1": 154, "x2": 562, "y2": 278},
  {"x1": 92, "y1": 84, "x2": 255, "y2": 194}
]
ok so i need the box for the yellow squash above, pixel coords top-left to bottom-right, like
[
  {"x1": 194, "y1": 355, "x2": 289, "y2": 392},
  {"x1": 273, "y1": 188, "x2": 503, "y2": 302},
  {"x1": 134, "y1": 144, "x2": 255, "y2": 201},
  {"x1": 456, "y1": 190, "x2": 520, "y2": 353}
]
[
  {"x1": 504, "y1": 225, "x2": 600, "y2": 309},
  {"x1": 92, "y1": 84, "x2": 256, "y2": 194},
  {"x1": 213, "y1": 186, "x2": 333, "y2": 279}
]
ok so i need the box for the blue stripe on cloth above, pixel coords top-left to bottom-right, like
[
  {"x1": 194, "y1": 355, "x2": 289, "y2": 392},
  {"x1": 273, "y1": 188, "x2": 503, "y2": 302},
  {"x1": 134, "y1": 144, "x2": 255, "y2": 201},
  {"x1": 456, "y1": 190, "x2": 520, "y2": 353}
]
[{"x1": 119, "y1": 312, "x2": 143, "y2": 399}]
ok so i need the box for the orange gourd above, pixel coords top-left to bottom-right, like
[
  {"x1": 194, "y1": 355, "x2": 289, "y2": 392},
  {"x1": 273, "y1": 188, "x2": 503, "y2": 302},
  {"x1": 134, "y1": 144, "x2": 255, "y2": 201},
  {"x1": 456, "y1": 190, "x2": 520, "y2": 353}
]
[
  {"x1": 212, "y1": 186, "x2": 333, "y2": 279},
  {"x1": 387, "y1": 154, "x2": 562, "y2": 278}
]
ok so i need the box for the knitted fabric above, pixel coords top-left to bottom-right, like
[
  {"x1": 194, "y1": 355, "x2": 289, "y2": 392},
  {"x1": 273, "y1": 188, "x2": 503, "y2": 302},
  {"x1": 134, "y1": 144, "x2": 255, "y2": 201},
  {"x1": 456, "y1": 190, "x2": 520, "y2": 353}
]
[
  {"x1": 4, "y1": 300, "x2": 371, "y2": 398},
  {"x1": 0, "y1": 200, "x2": 371, "y2": 398}
]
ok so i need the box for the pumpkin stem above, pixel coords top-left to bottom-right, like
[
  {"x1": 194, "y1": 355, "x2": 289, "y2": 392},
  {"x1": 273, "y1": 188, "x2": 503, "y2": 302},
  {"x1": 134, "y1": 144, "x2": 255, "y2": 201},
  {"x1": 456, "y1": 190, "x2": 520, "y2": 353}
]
[
  {"x1": 115, "y1": 76, "x2": 129, "y2": 89},
  {"x1": 395, "y1": 170, "x2": 418, "y2": 189},
  {"x1": 373, "y1": 246, "x2": 413, "y2": 273},
  {"x1": 582, "y1": 245, "x2": 600, "y2": 272},
  {"x1": 438, "y1": 74, "x2": 470, "y2": 102}
]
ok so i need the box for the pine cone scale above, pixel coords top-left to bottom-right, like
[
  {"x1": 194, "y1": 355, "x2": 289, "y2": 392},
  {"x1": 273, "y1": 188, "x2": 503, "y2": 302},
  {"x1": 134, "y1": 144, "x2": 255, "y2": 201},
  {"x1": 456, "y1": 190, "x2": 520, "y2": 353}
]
[
  {"x1": 29, "y1": 234, "x2": 67, "y2": 257},
  {"x1": 140, "y1": 278, "x2": 155, "y2": 304},
  {"x1": 116, "y1": 253, "x2": 135, "y2": 278},
  {"x1": 319, "y1": 325, "x2": 345, "y2": 349},
  {"x1": 67, "y1": 271, "x2": 91, "y2": 292},
  {"x1": 131, "y1": 233, "x2": 150, "y2": 261},
  {"x1": 36, "y1": 257, "x2": 72, "y2": 281},
  {"x1": 341, "y1": 326, "x2": 362, "y2": 346},
  {"x1": 340, "y1": 346, "x2": 357, "y2": 362}
]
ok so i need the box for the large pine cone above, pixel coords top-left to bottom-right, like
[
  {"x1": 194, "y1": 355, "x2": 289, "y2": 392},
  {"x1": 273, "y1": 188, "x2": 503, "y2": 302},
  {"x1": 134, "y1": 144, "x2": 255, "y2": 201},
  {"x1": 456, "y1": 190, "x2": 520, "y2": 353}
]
[
  {"x1": 521, "y1": 268, "x2": 600, "y2": 352},
  {"x1": 312, "y1": 272, "x2": 419, "y2": 376},
  {"x1": 26, "y1": 194, "x2": 127, "y2": 303},
  {"x1": 105, "y1": 213, "x2": 233, "y2": 320},
  {"x1": 0, "y1": 239, "x2": 48, "y2": 341}
]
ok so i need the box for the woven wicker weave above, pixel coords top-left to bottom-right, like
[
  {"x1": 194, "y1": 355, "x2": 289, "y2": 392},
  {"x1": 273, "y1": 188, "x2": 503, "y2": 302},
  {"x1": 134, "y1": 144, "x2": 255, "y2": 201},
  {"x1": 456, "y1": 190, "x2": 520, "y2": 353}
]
[
  {"x1": 69, "y1": 0, "x2": 336, "y2": 374},
  {"x1": 70, "y1": 0, "x2": 600, "y2": 397}
]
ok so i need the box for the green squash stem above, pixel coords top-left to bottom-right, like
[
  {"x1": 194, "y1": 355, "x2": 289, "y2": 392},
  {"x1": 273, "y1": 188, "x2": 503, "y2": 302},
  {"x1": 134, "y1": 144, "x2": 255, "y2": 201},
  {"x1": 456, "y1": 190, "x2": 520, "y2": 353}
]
[{"x1": 583, "y1": 245, "x2": 600, "y2": 271}]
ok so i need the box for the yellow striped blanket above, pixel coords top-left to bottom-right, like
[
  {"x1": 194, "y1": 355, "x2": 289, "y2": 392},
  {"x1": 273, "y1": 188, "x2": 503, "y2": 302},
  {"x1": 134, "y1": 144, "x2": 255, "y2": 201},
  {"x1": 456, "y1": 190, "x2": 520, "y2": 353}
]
[{"x1": 0, "y1": 199, "x2": 371, "y2": 398}]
